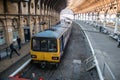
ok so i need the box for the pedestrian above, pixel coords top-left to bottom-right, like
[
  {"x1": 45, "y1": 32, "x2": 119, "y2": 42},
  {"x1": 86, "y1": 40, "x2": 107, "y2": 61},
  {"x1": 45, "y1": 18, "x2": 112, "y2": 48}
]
[
  {"x1": 117, "y1": 34, "x2": 120, "y2": 48},
  {"x1": 10, "y1": 42, "x2": 20, "y2": 58},
  {"x1": 17, "y1": 36, "x2": 21, "y2": 49},
  {"x1": 99, "y1": 26, "x2": 102, "y2": 32}
]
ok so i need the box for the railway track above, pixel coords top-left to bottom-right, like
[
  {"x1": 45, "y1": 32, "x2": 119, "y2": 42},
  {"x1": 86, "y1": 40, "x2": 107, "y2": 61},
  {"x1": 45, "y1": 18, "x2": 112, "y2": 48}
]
[
  {"x1": 9, "y1": 59, "x2": 65, "y2": 80},
  {"x1": 2, "y1": 22, "x2": 99, "y2": 80}
]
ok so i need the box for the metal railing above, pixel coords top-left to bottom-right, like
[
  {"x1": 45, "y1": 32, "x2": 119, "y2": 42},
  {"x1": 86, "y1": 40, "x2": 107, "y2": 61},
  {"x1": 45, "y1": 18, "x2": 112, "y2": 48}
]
[{"x1": 94, "y1": 49, "x2": 116, "y2": 80}]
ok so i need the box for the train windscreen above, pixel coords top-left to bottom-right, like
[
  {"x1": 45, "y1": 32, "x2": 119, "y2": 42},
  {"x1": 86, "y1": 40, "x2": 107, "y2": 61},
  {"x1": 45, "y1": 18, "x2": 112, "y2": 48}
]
[{"x1": 32, "y1": 38, "x2": 57, "y2": 52}]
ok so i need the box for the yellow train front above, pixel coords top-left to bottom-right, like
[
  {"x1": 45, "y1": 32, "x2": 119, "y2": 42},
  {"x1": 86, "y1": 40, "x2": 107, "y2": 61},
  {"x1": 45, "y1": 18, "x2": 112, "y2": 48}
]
[{"x1": 30, "y1": 24, "x2": 72, "y2": 67}]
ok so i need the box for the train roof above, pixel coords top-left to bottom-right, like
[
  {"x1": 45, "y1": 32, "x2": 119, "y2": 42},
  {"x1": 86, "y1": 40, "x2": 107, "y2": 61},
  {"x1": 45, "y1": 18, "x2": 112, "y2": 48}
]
[
  {"x1": 33, "y1": 30, "x2": 60, "y2": 38},
  {"x1": 33, "y1": 24, "x2": 69, "y2": 38}
]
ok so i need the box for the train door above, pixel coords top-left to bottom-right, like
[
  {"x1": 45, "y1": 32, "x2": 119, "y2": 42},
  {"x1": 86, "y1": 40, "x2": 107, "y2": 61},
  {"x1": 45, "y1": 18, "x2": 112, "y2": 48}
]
[
  {"x1": 24, "y1": 27, "x2": 30, "y2": 42},
  {"x1": 60, "y1": 36, "x2": 64, "y2": 56},
  {"x1": 62, "y1": 36, "x2": 64, "y2": 50}
]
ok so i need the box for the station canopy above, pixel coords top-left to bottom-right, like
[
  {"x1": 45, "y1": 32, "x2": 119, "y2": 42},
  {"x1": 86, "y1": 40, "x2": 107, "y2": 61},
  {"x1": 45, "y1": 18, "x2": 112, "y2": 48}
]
[
  {"x1": 67, "y1": 0, "x2": 119, "y2": 14},
  {"x1": 10, "y1": 0, "x2": 120, "y2": 14}
]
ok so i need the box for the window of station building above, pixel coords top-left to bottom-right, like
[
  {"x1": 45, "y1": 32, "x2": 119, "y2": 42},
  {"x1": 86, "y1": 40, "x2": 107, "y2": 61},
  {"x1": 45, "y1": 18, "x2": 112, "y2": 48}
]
[
  {"x1": 23, "y1": 20, "x2": 25, "y2": 23},
  {"x1": 114, "y1": 7, "x2": 116, "y2": 9},
  {"x1": 13, "y1": 30, "x2": 19, "y2": 41},
  {"x1": 23, "y1": 18, "x2": 28, "y2": 26},
  {"x1": 0, "y1": 22, "x2": 5, "y2": 45},
  {"x1": 23, "y1": 2, "x2": 26, "y2": 7},
  {"x1": 110, "y1": 6, "x2": 112, "y2": 9},
  {"x1": 31, "y1": 3, "x2": 34, "y2": 8},
  {"x1": 37, "y1": 4, "x2": 39, "y2": 9}
]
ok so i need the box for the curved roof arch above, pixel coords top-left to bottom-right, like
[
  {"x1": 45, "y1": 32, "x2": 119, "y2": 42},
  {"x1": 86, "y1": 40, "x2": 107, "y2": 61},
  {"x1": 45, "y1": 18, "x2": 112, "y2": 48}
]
[
  {"x1": 10, "y1": 0, "x2": 120, "y2": 14},
  {"x1": 60, "y1": 8, "x2": 74, "y2": 15}
]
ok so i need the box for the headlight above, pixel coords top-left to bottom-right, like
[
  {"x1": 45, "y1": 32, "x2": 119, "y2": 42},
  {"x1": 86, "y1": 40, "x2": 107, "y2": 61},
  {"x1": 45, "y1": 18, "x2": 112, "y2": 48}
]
[
  {"x1": 52, "y1": 57, "x2": 59, "y2": 60},
  {"x1": 31, "y1": 55, "x2": 37, "y2": 58}
]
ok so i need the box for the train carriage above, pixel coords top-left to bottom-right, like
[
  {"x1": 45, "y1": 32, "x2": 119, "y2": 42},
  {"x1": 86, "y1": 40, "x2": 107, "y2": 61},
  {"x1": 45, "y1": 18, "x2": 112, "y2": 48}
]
[{"x1": 30, "y1": 23, "x2": 72, "y2": 67}]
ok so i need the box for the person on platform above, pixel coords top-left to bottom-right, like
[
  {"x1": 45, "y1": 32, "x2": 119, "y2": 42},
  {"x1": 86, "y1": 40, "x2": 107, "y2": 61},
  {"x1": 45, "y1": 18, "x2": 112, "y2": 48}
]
[
  {"x1": 17, "y1": 36, "x2": 21, "y2": 49},
  {"x1": 10, "y1": 41, "x2": 20, "y2": 58},
  {"x1": 117, "y1": 34, "x2": 120, "y2": 48}
]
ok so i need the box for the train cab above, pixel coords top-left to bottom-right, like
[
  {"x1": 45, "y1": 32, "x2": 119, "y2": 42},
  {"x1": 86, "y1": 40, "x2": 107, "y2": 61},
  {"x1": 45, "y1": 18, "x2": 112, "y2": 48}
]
[{"x1": 30, "y1": 23, "x2": 72, "y2": 67}]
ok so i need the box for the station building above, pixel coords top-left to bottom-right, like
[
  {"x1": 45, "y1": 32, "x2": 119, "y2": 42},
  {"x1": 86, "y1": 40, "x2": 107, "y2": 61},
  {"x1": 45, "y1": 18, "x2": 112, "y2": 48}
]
[{"x1": 0, "y1": 0, "x2": 60, "y2": 49}]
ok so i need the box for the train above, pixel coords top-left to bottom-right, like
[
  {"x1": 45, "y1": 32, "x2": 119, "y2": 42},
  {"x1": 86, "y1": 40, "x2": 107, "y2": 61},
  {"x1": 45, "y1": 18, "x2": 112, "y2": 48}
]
[{"x1": 30, "y1": 21, "x2": 72, "y2": 67}]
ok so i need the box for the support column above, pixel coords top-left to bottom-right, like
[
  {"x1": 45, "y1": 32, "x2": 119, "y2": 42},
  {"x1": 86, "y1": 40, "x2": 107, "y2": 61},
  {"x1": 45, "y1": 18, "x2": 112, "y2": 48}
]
[
  {"x1": 77, "y1": 14, "x2": 79, "y2": 20},
  {"x1": 49, "y1": 8, "x2": 52, "y2": 27},
  {"x1": 78, "y1": 14, "x2": 79, "y2": 20},
  {"x1": 47, "y1": 7, "x2": 50, "y2": 28},
  {"x1": 94, "y1": 12, "x2": 97, "y2": 26},
  {"x1": 90, "y1": 12, "x2": 92, "y2": 23},
  {"x1": 96, "y1": 12, "x2": 99, "y2": 25},
  {"x1": 104, "y1": 9, "x2": 108, "y2": 28},
  {"x1": 35, "y1": 17, "x2": 39, "y2": 33},
  {"x1": 41, "y1": 3, "x2": 45, "y2": 31},
  {"x1": 83, "y1": 13, "x2": 85, "y2": 21},
  {"x1": 114, "y1": 14, "x2": 119, "y2": 33},
  {"x1": 85, "y1": 13, "x2": 86, "y2": 21},
  {"x1": 19, "y1": 17, "x2": 25, "y2": 43},
  {"x1": 81, "y1": 13, "x2": 83, "y2": 20},
  {"x1": 90, "y1": 12, "x2": 92, "y2": 24},
  {"x1": 52, "y1": 9, "x2": 55, "y2": 25},
  {"x1": 78, "y1": 13, "x2": 80, "y2": 20},
  {"x1": 46, "y1": 5, "x2": 49, "y2": 29},
  {"x1": 44, "y1": 5, "x2": 47, "y2": 30},
  {"x1": 29, "y1": 16, "x2": 33, "y2": 36},
  {"x1": 51, "y1": 9, "x2": 53, "y2": 26},
  {"x1": 79, "y1": 14, "x2": 80, "y2": 20},
  {"x1": 3, "y1": 19, "x2": 10, "y2": 45},
  {"x1": 88, "y1": 12, "x2": 90, "y2": 22},
  {"x1": 81, "y1": 14, "x2": 83, "y2": 20},
  {"x1": 86, "y1": 13, "x2": 88, "y2": 21},
  {"x1": 103, "y1": 13, "x2": 107, "y2": 28},
  {"x1": 92, "y1": 12, "x2": 94, "y2": 24},
  {"x1": 74, "y1": 14, "x2": 76, "y2": 20},
  {"x1": 4, "y1": 19, "x2": 13, "y2": 44}
]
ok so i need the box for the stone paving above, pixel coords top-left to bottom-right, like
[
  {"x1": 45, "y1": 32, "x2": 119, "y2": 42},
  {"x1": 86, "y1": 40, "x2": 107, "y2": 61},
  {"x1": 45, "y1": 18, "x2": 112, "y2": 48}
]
[{"x1": 77, "y1": 20, "x2": 120, "y2": 80}]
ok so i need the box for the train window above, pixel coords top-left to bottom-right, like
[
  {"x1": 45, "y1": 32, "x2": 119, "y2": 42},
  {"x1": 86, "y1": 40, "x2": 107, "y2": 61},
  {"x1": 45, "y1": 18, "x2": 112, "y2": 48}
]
[
  {"x1": 48, "y1": 39, "x2": 57, "y2": 52},
  {"x1": 40, "y1": 39, "x2": 48, "y2": 51},
  {"x1": 32, "y1": 38, "x2": 57, "y2": 52},
  {"x1": 32, "y1": 38, "x2": 40, "y2": 51}
]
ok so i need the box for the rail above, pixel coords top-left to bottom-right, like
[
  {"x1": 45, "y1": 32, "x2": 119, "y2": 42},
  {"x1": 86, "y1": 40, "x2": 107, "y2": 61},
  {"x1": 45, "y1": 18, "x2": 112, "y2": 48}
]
[{"x1": 9, "y1": 59, "x2": 31, "y2": 77}]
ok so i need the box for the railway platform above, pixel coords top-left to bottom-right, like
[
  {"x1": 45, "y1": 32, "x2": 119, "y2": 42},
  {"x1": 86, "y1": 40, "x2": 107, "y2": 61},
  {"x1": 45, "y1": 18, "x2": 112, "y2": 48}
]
[
  {"x1": 76, "y1": 20, "x2": 120, "y2": 80},
  {"x1": 0, "y1": 42, "x2": 30, "y2": 76},
  {"x1": 1, "y1": 20, "x2": 120, "y2": 80},
  {"x1": 0, "y1": 22, "x2": 99, "y2": 80}
]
